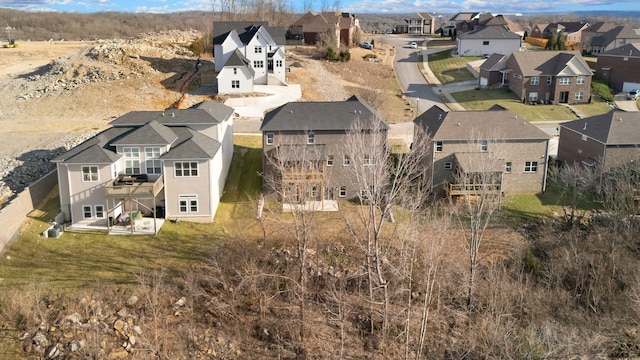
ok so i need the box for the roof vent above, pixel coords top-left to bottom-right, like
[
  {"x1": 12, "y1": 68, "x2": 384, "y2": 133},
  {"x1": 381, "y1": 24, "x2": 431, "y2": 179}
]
[
  {"x1": 583, "y1": 122, "x2": 587, "y2": 130},
  {"x1": 354, "y1": 110, "x2": 357, "y2": 114},
  {"x1": 358, "y1": 110, "x2": 362, "y2": 114},
  {"x1": 457, "y1": 122, "x2": 461, "y2": 126},
  {"x1": 290, "y1": 110, "x2": 293, "y2": 114},
  {"x1": 619, "y1": 117, "x2": 623, "y2": 121},
  {"x1": 438, "y1": 114, "x2": 442, "y2": 120},
  {"x1": 522, "y1": 121, "x2": 526, "y2": 126},
  {"x1": 161, "y1": 112, "x2": 165, "y2": 116},
  {"x1": 171, "y1": 112, "x2": 175, "y2": 117}
]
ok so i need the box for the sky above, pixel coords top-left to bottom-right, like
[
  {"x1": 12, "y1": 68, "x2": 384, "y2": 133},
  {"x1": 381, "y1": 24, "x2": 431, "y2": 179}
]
[{"x1": 0, "y1": 0, "x2": 639, "y2": 15}]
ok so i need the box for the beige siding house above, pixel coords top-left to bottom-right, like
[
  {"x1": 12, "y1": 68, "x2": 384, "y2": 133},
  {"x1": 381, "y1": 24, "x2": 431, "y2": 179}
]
[
  {"x1": 414, "y1": 105, "x2": 550, "y2": 197},
  {"x1": 53, "y1": 101, "x2": 235, "y2": 233}
]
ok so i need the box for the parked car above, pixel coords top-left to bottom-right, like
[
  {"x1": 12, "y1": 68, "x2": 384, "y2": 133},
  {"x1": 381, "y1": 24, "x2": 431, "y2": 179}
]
[
  {"x1": 626, "y1": 89, "x2": 640, "y2": 100},
  {"x1": 410, "y1": 42, "x2": 418, "y2": 49},
  {"x1": 360, "y1": 41, "x2": 373, "y2": 50}
]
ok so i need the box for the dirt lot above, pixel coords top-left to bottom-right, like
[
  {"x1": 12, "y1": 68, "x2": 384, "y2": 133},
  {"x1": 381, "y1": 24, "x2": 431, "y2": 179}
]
[{"x1": 0, "y1": 32, "x2": 408, "y2": 202}]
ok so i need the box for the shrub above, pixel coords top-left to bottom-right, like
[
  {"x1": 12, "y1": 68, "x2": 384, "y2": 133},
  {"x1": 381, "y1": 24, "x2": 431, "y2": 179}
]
[
  {"x1": 188, "y1": 37, "x2": 205, "y2": 56},
  {"x1": 339, "y1": 50, "x2": 351, "y2": 62},
  {"x1": 325, "y1": 47, "x2": 338, "y2": 61},
  {"x1": 592, "y1": 78, "x2": 614, "y2": 102}
]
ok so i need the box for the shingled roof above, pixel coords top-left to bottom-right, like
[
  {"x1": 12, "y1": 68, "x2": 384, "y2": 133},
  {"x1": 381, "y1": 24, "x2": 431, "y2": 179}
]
[
  {"x1": 590, "y1": 26, "x2": 640, "y2": 47},
  {"x1": 600, "y1": 42, "x2": 640, "y2": 57},
  {"x1": 561, "y1": 111, "x2": 640, "y2": 145},
  {"x1": 508, "y1": 51, "x2": 591, "y2": 77},
  {"x1": 213, "y1": 21, "x2": 285, "y2": 45},
  {"x1": 110, "y1": 102, "x2": 233, "y2": 127},
  {"x1": 414, "y1": 105, "x2": 549, "y2": 141},
  {"x1": 260, "y1": 95, "x2": 388, "y2": 132},
  {"x1": 457, "y1": 25, "x2": 521, "y2": 40}
]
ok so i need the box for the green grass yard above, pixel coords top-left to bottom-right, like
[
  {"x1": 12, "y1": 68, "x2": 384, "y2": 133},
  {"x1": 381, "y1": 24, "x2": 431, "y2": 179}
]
[{"x1": 427, "y1": 50, "x2": 483, "y2": 84}]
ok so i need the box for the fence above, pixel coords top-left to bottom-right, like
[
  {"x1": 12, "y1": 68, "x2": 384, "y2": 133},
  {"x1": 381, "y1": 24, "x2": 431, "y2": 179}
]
[{"x1": 0, "y1": 170, "x2": 58, "y2": 254}]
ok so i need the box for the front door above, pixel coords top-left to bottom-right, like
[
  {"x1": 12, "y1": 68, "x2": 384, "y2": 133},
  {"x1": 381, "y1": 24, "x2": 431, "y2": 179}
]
[
  {"x1": 559, "y1": 91, "x2": 569, "y2": 103},
  {"x1": 267, "y1": 59, "x2": 274, "y2": 72}
]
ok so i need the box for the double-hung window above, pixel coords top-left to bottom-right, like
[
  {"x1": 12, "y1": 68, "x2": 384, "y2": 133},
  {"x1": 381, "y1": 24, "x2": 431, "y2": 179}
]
[
  {"x1": 435, "y1": 141, "x2": 443, "y2": 152},
  {"x1": 307, "y1": 132, "x2": 315, "y2": 144},
  {"x1": 276, "y1": 60, "x2": 283, "y2": 67},
  {"x1": 266, "y1": 133, "x2": 274, "y2": 145},
  {"x1": 254, "y1": 46, "x2": 262, "y2": 53},
  {"x1": 481, "y1": 140, "x2": 488, "y2": 152},
  {"x1": 231, "y1": 80, "x2": 240, "y2": 89},
  {"x1": 577, "y1": 75, "x2": 585, "y2": 85},
  {"x1": 82, "y1": 166, "x2": 99, "y2": 182},
  {"x1": 560, "y1": 77, "x2": 571, "y2": 85},
  {"x1": 530, "y1": 76, "x2": 539, "y2": 86},
  {"x1": 253, "y1": 60, "x2": 264, "y2": 68},
  {"x1": 123, "y1": 147, "x2": 141, "y2": 175},
  {"x1": 327, "y1": 155, "x2": 334, "y2": 166},
  {"x1": 145, "y1": 147, "x2": 162, "y2": 174},
  {"x1": 575, "y1": 91, "x2": 584, "y2": 101},
  {"x1": 364, "y1": 154, "x2": 376, "y2": 166},
  {"x1": 343, "y1": 155, "x2": 350, "y2": 166}
]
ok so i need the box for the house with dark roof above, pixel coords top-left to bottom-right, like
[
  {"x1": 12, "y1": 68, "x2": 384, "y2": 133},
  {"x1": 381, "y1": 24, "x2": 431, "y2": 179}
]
[
  {"x1": 478, "y1": 53, "x2": 508, "y2": 88},
  {"x1": 289, "y1": 11, "x2": 360, "y2": 47},
  {"x1": 595, "y1": 43, "x2": 640, "y2": 92},
  {"x1": 582, "y1": 25, "x2": 639, "y2": 54},
  {"x1": 440, "y1": 12, "x2": 482, "y2": 36},
  {"x1": 260, "y1": 96, "x2": 388, "y2": 208},
  {"x1": 413, "y1": 105, "x2": 550, "y2": 196},
  {"x1": 213, "y1": 21, "x2": 286, "y2": 93},
  {"x1": 530, "y1": 22, "x2": 589, "y2": 43},
  {"x1": 505, "y1": 51, "x2": 592, "y2": 104},
  {"x1": 394, "y1": 12, "x2": 436, "y2": 35},
  {"x1": 53, "y1": 102, "x2": 235, "y2": 232},
  {"x1": 456, "y1": 25, "x2": 521, "y2": 57},
  {"x1": 558, "y1": 110, "x2": 640, "y2": 169}
]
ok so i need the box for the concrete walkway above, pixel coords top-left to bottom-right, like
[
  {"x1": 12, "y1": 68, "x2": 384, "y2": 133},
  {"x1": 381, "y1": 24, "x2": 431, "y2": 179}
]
[
  {"x1": 418, "y1": 44, "x2": 469, "y2": 111},
  {"x1": 223, "y1": 84, "x2": 302, "y2": 118},
  {"x1": 614, "y1": 92, "x2": 639, "y2": 112}
]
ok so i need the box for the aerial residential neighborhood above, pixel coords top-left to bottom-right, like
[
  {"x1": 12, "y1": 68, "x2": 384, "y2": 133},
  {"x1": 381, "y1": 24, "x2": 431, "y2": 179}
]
[{"x1": 0, "y1": 3, "x2": 640, "y2": 359}]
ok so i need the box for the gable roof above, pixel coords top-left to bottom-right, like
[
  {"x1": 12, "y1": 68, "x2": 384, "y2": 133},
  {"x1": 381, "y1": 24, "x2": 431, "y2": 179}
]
[
  {"x1": 458, "y1": 25, "x2": 521, "y2": 40},
  {"x1": 111, "y1": 120, "x2": 177, "y2": 146},
  {"x1": 213, "y1": 21, "x2": 285, "y2": 45},
  {"x1": 109, "y1": 105, "x2": 233, "y2": 127},
  {"x1": 587, "y1": 22, "x2": 618, "y2": 33},
  {"x1": 508, "y1": 51, "x2": 591, "y2": 77},
  {"x1": 414, "y1": 105, "x2": 549, "y2": 141},
  {"x1": 449, "y1": 12, "x2": 481, "y2": 22},
  {"x1": 561, "y1": 111, "x2": 640, "y2": 145},
  {"x1": 220, "y1": 48, "x2": 255, "y2": 75},
  {"x1": 260, "y1": 95, "x2": 388, "y2": 132},
  {"x1": 599, "y1": 42, "x2": 640, "y2": 57},
  {"x1": 590, "y1": 26, "x2": 640, "y2": 47},
  {"x1": 52, "y1": 128, "x2": 127, "y2": 164}
]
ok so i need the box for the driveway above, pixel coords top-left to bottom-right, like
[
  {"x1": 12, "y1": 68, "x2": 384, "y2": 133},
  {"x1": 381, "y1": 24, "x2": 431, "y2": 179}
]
[{"x1": 614, "y1": 92, "x2": 639, "y2": 112}]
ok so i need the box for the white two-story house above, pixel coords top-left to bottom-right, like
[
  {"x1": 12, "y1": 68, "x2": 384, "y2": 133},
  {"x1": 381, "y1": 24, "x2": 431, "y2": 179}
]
[
  {"x1": 213, "y1": 21, "x2": 286, "y2": 94},
  {"x1": 52, "y1": 101, "x2": 235, "y2": 233}
]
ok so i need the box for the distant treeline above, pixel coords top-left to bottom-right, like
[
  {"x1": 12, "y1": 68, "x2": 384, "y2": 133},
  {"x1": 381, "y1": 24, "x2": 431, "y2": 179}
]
[{"x1": 1, "y1": 7, "x2": 639, "y2": 42}]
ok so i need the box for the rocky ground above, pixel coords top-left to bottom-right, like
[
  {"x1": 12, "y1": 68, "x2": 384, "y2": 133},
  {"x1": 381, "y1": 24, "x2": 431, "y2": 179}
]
[{"x1": 0, "y1": 30, "x2": 202, "y2": 203}]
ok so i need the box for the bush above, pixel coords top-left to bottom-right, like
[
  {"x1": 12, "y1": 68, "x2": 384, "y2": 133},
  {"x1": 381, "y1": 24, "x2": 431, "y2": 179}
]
[
  {"x1": 325, "y1": 47, "x2": 338, "y2": 61},
  {"x1": 592, "y1": 78, "x2": 614, "y2": 102},
  {"x1": 188, "y1": 37, "x2": 205, "y2": 56},
  {"x1": 339, "y1": 50, "x2": 350, "y2": 62}
]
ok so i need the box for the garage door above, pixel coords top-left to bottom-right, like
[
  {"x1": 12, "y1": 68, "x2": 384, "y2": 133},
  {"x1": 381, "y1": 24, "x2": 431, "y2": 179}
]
[{"x1": 622, "y1": 82, "x2": 640, "y2": 92}]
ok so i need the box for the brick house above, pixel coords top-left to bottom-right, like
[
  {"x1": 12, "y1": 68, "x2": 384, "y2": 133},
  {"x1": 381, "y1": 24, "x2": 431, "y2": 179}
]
[
  {"x1": 582, "y1": 24, "x2": 639, "y2": 55},
  {"x1": 595, "y1": 43, "x2": 640, "y2": 92},
  {"x1": 557, "y1": 110, "x2": 640, "y2": 169},
  {"x1": 289, "y1": 11, "x2": 360, "y2": 47},
  {"x1": 260, "y1": 96, "x2": 388, "y2": 208},
  {"x1": 506, "y1": 51, "x2": 593, "y2": 104},
  {"x1": 52, "y1": 102, "x2": 235, "y2": 233},
  {"x1": 530, "y1": 22, "x2": 589, "y2": 43},
  {"x1": 413, "y1": 105, "x2": 550, "y2": 197}
]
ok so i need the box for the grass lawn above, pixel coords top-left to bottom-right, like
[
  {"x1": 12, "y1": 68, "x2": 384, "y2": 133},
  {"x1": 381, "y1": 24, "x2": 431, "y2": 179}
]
[
  {"x1": 452, "y1": 88, "x2": 578, "y2": 121},
  {"x1": 0, "y1": 135, "x2": 265, "y2": 290},
  {"x1": 572, "y1": 96, "x2": 614, "y2": 117},
  {"x1": 427, "y1": 50, "x2": 483, "y2": 84}
]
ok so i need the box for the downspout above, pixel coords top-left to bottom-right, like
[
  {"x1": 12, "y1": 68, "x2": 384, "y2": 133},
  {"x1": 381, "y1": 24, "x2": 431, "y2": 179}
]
[{"x1": 542, "y1": 138, "x2": 550, "y2": 193}]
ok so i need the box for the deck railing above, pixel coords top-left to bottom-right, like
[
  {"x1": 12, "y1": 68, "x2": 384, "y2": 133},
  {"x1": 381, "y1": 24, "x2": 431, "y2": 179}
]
[{"x1": 105, "y1": 175, "x2": 164, "y2": 198}]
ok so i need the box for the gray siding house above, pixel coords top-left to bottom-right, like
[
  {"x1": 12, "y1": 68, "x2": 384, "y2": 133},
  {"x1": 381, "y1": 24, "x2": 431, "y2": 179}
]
[
  {"x1": 414, "y1": 105, "x2": 550, "y2": 197},
  {"x1": 260, "y1": 96, "x2": 388, "y2": 208},
  {"x1": 53, "y1": 101, "x2": 235, "y2": 233}
]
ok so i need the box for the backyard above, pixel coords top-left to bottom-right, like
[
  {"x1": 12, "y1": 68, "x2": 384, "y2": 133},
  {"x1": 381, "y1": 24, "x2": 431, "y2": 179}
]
[{"x1": 427, "y1": 49, "x2": 483, "y2": 84}]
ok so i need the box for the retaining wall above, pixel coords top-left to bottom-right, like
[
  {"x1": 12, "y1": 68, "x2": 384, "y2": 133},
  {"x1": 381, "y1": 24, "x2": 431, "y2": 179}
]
[{"x1": 0, "y1": 170, "x2": 58, "y2": 254}]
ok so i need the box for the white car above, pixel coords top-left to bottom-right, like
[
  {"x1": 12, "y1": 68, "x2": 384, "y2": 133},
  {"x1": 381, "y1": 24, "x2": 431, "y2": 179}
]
[
  {"x1": 360, "y1": 41, "x2": 373, "y2": 50},
  {"x1": 410, "y1": 42, "x2": 418, "y2": 49},
  {"x1": 626, "y1": 89, "x2": 640, "y2": 100}
]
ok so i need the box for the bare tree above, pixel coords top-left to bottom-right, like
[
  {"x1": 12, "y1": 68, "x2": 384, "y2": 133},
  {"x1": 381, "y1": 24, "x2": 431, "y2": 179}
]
[
  {"x1": 548, "y1": 161, "x2": 596, "y2": 228},
  {"x1": 448, "y1": 135, "x2": 505, "y2": 311},
  {"x1": 341, "y1": 117, "x2": 431, "y2": 346}
]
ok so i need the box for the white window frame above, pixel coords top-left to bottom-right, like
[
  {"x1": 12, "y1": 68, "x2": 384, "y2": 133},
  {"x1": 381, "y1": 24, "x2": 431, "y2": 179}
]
[
  {"x1": 124, "y1": 159, "x2": 141, "y2": 175},
  {"x1": 253, "y1": 60, "x2": 264, "y2": 68},
  {"x1": 266, "y1": 133, "x2": 274, "y2": 145},
  {"x1": 146, "y1": 159, "x2": 162, "y2": 174},
  {"x1": 524, "y1": 161, "x2": 538, "y2": 173},
  {"x1": 82, "y1": 165, "x2": 99, "y2": 182},
  {"x1": 231, "y1": 80, "x2": 240, "y2": 89},
  {"x1": 174, "y1": 161, "x2": 199, "y2": 177},
  {"x1": 83, "y1": 205, "x2": 92, "y2": 219},
  {"x1": 123, "y1": 147, "x2": 140, "y2": 158},
  {"x1": 577, "y1": 75, "x2": 585, "y2": 85},
  {"x1": 435, "y1": 141, "x2": 443, "y2": 152},
  {"x1": 339, "y1": 186, "x2": 346, "y2": 197},
  {"x1": 254, "y1": 46, "x2": 262, "y2": 53},
  {"x1": 528, "y1": 92, "x2": 539, "y2": 102},
  {"x1": 343, "y1": 155, "x2": 350, "y2": 166},
  {"x1": 575, "y1": 91, "x2": 584, "y2": 101},
  {"x1": 327, "y1": 155, "x2": 334, "y2": 166},
  {"x1": 505, "y1": 161, "x2": 512, "y2": 173},
  {"x1": 363, "y1": 154, "x2": 376, "y2": 166},
  {"x1": 444, "y1": 162, "x2": 452, "y2": 169},
  {"x1": 95, "y1": 205, "x2": 105, "y2": 218},
  {"x1": 307, "y1": 132, "x2": 315, "y2": 145},
  {"x1": 178, "y1": 194, "x2": 198, "y2": 213},
  {"x1": 145, "y1": 147, "x2": 160, "y2": 159},
  {"x1": 530, "y1": 76, "x2": 539, "y2": 86},
  {"x1": 560, "y1": 77, "x2": 571, "y2": 85}
]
